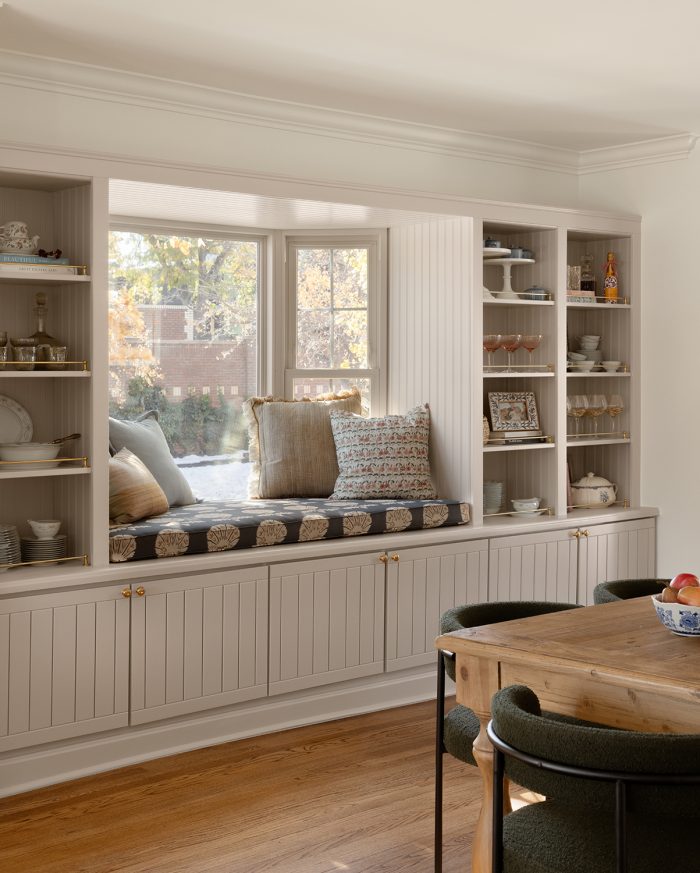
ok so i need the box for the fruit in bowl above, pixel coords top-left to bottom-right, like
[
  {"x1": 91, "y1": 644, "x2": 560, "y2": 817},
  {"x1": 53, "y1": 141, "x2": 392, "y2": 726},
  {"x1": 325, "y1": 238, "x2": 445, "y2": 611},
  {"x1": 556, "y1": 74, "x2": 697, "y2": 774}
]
[
  {"x1": 652, "y1": 577, "x2": 700, "y2": 635},
  {"x1": 669, "y1": 572, "x2": 699, "y2": 590}
]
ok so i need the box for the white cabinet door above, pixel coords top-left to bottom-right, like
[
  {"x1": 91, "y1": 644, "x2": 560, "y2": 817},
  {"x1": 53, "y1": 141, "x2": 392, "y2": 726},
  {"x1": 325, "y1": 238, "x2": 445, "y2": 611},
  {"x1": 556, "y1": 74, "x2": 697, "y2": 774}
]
[
  {"x1": 269, "y1": 552, "x2": 385, "y2": 696},
  {"x1": 577, "y1": 517, "x2": 657, "y2": 605},
  {"x1": 130, "y1": 568, "x2": 268, "y2": 725},
  {"x1": 385, "y1": 539, "x2": 488, "y2": 672},
  {"x1": 488, "y1": 529, "x2": 579, "y2": 605},
  {"x1": 0, "y1": 585, "x2": 129, "y2": 752}
]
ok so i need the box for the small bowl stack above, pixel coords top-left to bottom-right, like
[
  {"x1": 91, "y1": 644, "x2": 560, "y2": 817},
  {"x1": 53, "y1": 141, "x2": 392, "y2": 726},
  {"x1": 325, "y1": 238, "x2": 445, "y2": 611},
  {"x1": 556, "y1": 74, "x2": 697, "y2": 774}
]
[
  {"x1": 484, "y1": 481, "x2": 505, "y2": 515},
  {"x1": 0, "y1": 524, "x2": 21, "y2": 571},
  {"x1": 21, "y1": 534, "x2": 67, "y2": 565}
]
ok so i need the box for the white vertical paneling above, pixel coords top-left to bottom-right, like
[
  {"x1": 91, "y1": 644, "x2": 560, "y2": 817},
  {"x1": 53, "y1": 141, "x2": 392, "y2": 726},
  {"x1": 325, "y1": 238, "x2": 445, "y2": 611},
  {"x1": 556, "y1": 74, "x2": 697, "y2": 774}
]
[
  {"x1": 488, "y1": 530, "x2": 578, "y2": 605},
  {"x1": 29, "y1": 608, "x2": 53, "y2": 730},
  {"x1": 51, "y1": 606, "x2": 77, "y2": 726},
  {"x1": 8, "y1": 612, "x2": 30, "y2": 735},
  {"x1": 94, "y1": 600, "x2": 116, "y2": 717},
  {"x1": 130, "y1": 589, "x2": 146, "y2": 713},
  {"x1": 145, "y1": 594, "x2": 168, "y2": 708},
  {"x1": 386, "y1": 540, "x2": 489, "y2": 671},
  {"x1": 183, "y1": 588, "x2": 204, "y2": 699},
  {"x1": 254, "y1": 578, "x2": 267, "y2": 689},
  {"x1": 75, "y1": 602, "x2": 96, "y2": 722},
  {"x1": 202, "y1": 585, "x2": 223, "y2": 696},
  {"x1": 237, "y1": 580, "x2": 256, "y2": 689},
  {"x1": 222, "y1": 583, "x2": 240, "y2": 692},
  {"x1": 269, "y1": 553, "x2": 384, "y2": 695},
  {"x1": 388, "y1": 217, "x2": 473, "y2": 500},
  {"x1": 577, "y1": 518, "x2": 657, "y2": 604},
  {"x1": 0, "y1": 613, "x2": 9, "y2": 737},
  {"x1": 166, "y1": 590, "x2": 185, "y2": 704}
]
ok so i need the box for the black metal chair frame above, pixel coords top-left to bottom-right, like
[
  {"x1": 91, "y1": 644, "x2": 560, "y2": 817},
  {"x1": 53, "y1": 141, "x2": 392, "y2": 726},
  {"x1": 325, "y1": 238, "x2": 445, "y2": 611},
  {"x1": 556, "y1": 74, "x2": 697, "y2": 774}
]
[
  {"x1": 487, "y1": 720, "x2": 700, "y2": 873},
  {"x1": 434, "y1": 649, "x2": 454, "y2": 873}
]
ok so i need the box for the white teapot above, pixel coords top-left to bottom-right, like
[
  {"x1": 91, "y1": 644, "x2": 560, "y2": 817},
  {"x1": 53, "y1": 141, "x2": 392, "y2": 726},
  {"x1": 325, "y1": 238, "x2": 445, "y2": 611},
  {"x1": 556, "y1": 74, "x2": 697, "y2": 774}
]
[
  {"x1": 0, "y1": 221, "x2": 40, "y2": 254},
  {"x1": 570, "y1": 472, "x2": 617, "y2": 506}
]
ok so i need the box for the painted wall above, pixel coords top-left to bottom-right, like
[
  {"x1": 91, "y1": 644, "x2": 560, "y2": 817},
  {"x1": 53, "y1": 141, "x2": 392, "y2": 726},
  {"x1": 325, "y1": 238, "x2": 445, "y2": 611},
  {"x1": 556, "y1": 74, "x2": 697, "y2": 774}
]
[{"x1": 580, "y1": 152, "x2": 700, "y2": 574}]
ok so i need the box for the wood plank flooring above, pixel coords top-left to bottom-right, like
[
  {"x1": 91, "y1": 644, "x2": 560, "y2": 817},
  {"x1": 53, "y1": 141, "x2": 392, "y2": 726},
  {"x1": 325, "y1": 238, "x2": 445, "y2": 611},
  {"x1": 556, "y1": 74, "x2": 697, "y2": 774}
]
[{"x1": 0, "y1": 700, "x2": 482, "y2": 873}]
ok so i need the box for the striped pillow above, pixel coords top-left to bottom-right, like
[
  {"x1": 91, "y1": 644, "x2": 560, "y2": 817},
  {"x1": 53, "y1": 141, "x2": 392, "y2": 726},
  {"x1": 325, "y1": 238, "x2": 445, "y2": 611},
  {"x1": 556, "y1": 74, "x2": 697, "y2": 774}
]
[
  {"x1": 109, "y1": 448, "x2": 169, "y2": 524},
  {"x1": 330, "y1": 405, "x2": 437, "y2": 499}
]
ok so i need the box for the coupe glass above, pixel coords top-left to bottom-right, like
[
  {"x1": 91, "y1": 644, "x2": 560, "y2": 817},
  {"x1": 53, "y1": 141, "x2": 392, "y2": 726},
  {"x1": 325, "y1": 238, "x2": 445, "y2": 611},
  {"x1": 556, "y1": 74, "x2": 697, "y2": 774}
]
[
  {"x1": 521, "y1": 334, "x2": 543, "y2": 368},
  {"x1": 587, "y1": 394, "x2": 608, "y2": 435},
  {"x1": 568, "y1": 394, "x2": 588, "y2": 436},
  {"x1": 483, "y1": 334, "x2": 502, "y2": 369},
  {"x1": 499, "y1": 333, "x2": 522, "y2": 372},
  {"x1": 607, "y1": 393, "x2": 624, "y2": 433}
]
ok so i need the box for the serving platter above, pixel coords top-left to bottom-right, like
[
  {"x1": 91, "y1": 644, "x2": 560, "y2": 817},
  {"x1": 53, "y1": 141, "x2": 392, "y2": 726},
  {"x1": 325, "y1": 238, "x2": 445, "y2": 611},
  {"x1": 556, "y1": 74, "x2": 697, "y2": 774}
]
[{"x1": 0, "y1": 395, "x2": 32, "y2": 443}]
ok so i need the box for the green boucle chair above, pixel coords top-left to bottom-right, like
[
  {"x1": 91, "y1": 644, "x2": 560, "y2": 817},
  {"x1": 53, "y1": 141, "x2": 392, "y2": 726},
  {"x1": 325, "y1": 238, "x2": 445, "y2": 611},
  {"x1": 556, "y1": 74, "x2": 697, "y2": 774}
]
[
  {"x1": 488, "y1": 684, "x2": 700, "y2": 873},
  {"x1": 435, "y1": 601, "x2": 580, "y2": 873},
  {"x1": 593, "y1": 578, "x2": 669, "y2": 605}
]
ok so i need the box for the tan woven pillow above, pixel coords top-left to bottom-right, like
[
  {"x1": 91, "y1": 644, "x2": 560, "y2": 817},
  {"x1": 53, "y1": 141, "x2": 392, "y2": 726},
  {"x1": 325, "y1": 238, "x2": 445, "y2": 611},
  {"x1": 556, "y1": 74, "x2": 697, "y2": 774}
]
[
  {"x1": 109, "y1": 448, "x2": 169, "y2": 524},
  {"x1": 243, "y1": 389, "x2": 362, "y2": 498}
]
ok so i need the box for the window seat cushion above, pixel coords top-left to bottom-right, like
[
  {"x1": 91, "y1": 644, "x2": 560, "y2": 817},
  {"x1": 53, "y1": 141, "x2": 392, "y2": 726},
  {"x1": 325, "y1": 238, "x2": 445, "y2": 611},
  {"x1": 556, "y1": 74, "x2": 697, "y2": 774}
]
[{"x1": 108, "y1": 498, "x2": 470, "y2": 563}]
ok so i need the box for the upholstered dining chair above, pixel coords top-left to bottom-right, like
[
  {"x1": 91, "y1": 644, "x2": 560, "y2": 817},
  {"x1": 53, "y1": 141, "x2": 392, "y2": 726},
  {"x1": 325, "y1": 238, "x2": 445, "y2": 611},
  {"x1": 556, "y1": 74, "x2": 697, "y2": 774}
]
[
  {"x1": 434, "y1": 600, "x2": 580, "y2": 873},
  {"x1": 488, "y1": 684, "x2": 700, "y2": 873},
  {"x1": 593, "y1": 578, "x2": 669, "y2": 605}
]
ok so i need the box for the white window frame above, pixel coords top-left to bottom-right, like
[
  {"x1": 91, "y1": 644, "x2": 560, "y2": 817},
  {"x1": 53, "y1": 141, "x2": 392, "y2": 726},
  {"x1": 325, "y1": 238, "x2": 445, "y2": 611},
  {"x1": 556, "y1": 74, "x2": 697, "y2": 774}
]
[
  {"x1": 108, "y1": 216, "x2": 270, "y2": 394},
  {"x1": 283, "y1": 230, "x2": 387, "y2": 414}
]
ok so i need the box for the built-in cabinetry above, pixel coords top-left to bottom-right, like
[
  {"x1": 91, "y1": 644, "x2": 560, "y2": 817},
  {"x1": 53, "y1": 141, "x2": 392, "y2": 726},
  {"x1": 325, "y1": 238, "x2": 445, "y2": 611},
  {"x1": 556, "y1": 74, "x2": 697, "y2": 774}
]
[{"x1": 474, "y1": 220, "x2": 639, "y2": 527}]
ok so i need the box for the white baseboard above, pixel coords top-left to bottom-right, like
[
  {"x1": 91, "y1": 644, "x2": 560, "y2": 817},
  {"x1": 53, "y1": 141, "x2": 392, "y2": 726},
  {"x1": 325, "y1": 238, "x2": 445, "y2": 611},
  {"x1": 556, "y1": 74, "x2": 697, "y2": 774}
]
[{"x1": 0, "y1": 666, "x2": 436, "y2": 797}]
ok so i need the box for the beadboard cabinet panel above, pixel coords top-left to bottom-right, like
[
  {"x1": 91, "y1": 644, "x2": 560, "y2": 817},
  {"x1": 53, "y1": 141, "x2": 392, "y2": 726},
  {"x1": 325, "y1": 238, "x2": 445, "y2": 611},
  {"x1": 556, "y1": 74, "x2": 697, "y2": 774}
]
[
  {"x1": 385, "y1": 539, "x2": 489, "y2": 672},
  {"x1": 269, "y1": 552, "x2": 385, "y2": 695},
  {"x1": 0, "y1": 586, "x2": 129, "y2": 752},
  {"x1": 130, "y1": 568, "x2": 268, "y2": 725},
  {"x1": 577, "y1": 517, "x2": 656, "y2": 605},
  {"x1": 488, "y1": 529, "x2": 579, "y2": 605}
]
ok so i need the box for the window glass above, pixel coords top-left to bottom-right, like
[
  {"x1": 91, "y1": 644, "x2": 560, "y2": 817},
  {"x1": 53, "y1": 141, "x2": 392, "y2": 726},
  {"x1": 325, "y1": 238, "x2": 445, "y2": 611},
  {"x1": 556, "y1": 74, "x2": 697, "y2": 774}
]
[{"x1": 108, "y1": 230, "x2": 259, "y2": 500}]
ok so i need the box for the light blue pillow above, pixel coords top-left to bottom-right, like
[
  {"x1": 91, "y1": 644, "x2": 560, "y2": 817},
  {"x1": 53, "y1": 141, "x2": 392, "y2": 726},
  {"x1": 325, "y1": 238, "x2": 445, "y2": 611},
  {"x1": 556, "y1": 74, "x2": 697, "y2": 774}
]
[{"x1": 108, "y1": 412, "x2": 195, "y2": 507}]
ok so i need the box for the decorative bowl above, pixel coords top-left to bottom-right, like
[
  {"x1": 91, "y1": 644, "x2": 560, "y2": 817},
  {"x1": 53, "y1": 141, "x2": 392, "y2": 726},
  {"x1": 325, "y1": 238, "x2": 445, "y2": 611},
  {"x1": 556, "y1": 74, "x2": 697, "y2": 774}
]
[
  {"x1": 574, "y1": 360, "x2": 596, "y2": 371},
  {"x1": 512, "y1": 497, "x2": 541, "y2": 513},
  {"x1": 651, "y1": 594, "x2": 700, "y2": 636},
  {"x1": 28, "y1": 519, "x2": 61, "y2": 539},
  {"x1": 0, "y1": 442, "x2": 61, "y2": 470},
  {"x1": 601, "y1": 361, "x2": 621, "y2": 371}
]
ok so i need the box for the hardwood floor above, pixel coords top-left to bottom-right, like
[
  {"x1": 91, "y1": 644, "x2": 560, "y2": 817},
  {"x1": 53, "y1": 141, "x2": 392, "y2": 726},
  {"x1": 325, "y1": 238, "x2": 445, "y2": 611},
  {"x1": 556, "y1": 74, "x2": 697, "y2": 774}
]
[{"x1": 0, "y1": 701, "x2": 481, "y2": 873}]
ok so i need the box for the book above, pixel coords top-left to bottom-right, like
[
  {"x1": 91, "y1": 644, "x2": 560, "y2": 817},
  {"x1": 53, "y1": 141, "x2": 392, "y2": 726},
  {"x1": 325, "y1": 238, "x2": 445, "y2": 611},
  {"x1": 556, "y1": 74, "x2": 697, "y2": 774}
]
[
  {"x1": 0, "y1": 253, "x2": 70, "y2": 264},
  {"x1": 0, "y1": 262, "x2": 85, "y2": 275}
]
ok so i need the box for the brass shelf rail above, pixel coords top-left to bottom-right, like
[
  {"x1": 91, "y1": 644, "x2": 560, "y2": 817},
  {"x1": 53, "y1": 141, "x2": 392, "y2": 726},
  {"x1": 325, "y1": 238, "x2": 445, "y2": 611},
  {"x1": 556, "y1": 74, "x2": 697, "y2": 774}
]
[{"x1": 0, "y1": 554, "x2": 89, "y2": 570}]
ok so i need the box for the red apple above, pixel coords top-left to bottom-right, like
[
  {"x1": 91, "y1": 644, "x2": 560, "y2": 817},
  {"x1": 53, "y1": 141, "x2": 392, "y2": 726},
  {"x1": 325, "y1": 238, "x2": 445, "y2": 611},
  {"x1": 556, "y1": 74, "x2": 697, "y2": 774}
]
[
  {"x1": 669, "y1": 573, "x2": 700, "y2": 590},
  {"x1": 678, "y1": 587, "x2": 700, "y2": 606}
]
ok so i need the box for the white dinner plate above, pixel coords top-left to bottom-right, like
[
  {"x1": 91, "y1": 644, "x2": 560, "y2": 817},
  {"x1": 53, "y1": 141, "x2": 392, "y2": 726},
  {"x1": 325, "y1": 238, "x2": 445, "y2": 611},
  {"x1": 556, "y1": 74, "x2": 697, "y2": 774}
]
[{"x1": 0, "y1": 395, "x2": 33, "y2": 443}]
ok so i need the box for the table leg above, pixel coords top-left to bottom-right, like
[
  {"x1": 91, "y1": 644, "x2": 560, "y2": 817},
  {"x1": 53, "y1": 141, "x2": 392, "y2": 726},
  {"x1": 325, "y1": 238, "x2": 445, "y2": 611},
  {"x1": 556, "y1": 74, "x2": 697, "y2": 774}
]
[{"x1": 471, "y1": 715, "x2": 511, "y2": 873}]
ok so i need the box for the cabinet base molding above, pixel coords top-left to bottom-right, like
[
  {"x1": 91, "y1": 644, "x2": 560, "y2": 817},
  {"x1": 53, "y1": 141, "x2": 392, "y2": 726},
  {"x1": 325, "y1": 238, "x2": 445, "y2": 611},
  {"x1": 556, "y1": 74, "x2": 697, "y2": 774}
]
[{"x1": 0, "y1": 665, "x2": 435, "y2": 798}]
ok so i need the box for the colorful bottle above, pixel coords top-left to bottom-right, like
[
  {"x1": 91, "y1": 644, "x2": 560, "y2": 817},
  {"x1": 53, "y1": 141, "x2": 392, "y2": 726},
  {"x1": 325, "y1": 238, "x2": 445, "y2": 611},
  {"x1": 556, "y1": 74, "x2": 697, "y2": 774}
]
[{"x1": 603, "y1": 252, "x2": 618, "y2": 303}]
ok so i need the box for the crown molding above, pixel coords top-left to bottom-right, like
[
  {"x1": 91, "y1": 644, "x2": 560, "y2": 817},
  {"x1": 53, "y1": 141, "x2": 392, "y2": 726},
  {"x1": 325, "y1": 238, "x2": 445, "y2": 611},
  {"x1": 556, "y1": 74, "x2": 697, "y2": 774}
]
[{"x1": 0, "y1": 50, "x2": 694, "y2": 177}]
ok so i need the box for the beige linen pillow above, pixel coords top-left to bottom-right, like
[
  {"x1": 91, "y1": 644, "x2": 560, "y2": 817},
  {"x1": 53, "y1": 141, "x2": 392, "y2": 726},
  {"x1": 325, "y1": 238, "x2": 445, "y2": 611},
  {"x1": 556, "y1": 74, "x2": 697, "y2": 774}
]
[
  {"x1": 243, "y1": 389, "x2": 362, "y2": 498},
  {"x1": 109, "y1": 448, "x2": 169, "y2": 524}
]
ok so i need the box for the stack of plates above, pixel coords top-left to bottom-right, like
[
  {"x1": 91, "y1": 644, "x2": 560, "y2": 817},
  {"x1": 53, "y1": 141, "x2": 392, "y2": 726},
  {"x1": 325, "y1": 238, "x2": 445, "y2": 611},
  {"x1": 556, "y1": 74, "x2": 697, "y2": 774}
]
[
  {"x1": 484, "y1": 481, "x2": 505, "y2": 515},
  {"x1": 21, "y1": 534, "x2": 67, "y2": 565},
  {"x1": 0, "y1": 523, "x2": 21, "y2": 570}
]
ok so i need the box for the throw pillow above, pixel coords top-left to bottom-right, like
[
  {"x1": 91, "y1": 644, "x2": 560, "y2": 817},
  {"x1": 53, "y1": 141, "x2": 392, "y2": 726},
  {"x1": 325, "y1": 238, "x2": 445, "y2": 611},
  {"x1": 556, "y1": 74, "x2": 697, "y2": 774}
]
[
  {"x1": 243, "y1": 389, "x2": 362, "y2": 498},
  {"x1": 109, "y1": 448, "x2": 169, "y2": 524},
  {"x1": 330, "y1": 404, "x2": 437, "y2": 500},
  {"x1": 109, "y1": 411, "x2": 196, "y2": 506}
]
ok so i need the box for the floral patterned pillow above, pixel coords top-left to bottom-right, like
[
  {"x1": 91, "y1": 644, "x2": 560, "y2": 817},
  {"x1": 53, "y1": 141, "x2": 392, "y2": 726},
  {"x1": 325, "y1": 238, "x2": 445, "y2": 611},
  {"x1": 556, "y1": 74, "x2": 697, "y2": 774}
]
[{"x1": 330, "y1": 405, "x2": 437, "y2": 500}]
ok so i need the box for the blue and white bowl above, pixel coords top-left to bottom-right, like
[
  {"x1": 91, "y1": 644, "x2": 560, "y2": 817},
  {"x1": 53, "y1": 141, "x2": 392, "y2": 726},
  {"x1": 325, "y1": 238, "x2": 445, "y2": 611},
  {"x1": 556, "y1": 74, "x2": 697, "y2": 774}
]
[{"x1": 651, "y1": 593, "x2": 700, "y2": 637}]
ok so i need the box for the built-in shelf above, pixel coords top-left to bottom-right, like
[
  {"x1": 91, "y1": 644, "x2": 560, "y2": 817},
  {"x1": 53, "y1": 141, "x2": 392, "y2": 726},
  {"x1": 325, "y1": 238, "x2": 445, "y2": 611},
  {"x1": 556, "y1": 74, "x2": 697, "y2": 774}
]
[
  {"x1": 566, "y1": 438, "x2": 630, "y2": 448},
  {"x1": 484, "y1": 370, "x2": 554, "y2": 379},
  {"x1": 0, "y1": 466, "x2": 91, "y2": 481},
  {"x1": 0, "y1": 370, "x2": 91, "y2": 378},
  {"x1": 566, "y1": 301, "x2": 630, "y2": 310},
  {"x1": 0, "y1": 271, "x2": 90, "y2": 285},
  {"x1": 484, "y1": 442, "x2": 555, "y2": 453},
  {"x1": 484, "y1": 298, "x2": 554, "y2": 307},
  {"x1": 566, "y1": 371, "x2": 630, "y2": 378}
]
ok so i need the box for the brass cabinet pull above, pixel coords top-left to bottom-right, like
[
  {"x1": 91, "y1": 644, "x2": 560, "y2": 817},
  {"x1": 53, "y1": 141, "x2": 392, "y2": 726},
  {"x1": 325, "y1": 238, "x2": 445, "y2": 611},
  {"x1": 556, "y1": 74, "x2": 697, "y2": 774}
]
[
  {"x1": 570, "y1": 530, "x2": 581, "y2": 539},
  {"x1": 121, "y1": 588, "x2": 132, "y2": 598},
  {"x1": 391, "y1": 553, "x2": 400, "y2": 562},
  {"x1": 135, "y1": 586, "x2": 145, "y2": 596},
  {"x1": 379, "y1": 554, "x2": 388, "y2": 564},
  {"x1": 581, "y1": 529, "x2": 590, "y2": 537}
]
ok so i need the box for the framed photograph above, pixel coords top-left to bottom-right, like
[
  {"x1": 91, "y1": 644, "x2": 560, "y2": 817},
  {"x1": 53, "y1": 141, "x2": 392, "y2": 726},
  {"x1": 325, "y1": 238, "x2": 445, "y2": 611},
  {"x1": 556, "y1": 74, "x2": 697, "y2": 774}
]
[{"x1": 488, "y1": 391, "x2": 540, "y2": 432}]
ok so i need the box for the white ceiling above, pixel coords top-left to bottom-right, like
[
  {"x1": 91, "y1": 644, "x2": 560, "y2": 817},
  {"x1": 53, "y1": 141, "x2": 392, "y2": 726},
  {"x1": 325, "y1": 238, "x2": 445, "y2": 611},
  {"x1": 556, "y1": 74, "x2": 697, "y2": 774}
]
[{"x1": 1, "y1": 0, "x2": 698, "y2": 151}]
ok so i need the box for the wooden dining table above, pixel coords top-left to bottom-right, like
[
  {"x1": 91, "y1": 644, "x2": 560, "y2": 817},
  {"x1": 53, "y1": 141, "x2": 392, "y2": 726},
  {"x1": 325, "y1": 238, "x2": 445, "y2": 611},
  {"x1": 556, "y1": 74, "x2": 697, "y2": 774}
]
[{"x1": 435, "y1": 596, "x2": 700, "y2": 873}]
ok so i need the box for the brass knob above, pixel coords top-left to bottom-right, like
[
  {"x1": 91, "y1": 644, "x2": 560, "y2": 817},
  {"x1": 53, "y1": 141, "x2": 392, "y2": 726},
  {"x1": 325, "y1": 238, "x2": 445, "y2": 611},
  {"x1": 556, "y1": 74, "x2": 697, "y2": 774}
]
[
  {"x1": 135, "y1": 586, "x2": 145, "y2": 597},
  {"x1": 570, "y1": 531, "x2": 581, "y2": 539},
  {"x1": 581, "y1": 529, "x2": 589, "y2": 537},
  {"x1": 391, "y1": 553, "x2": 400, "y2": 562},
  {"x1": 121, "y1": 588, "x2": 132, "y2": 598},
  {"x1": 379, "y1": 554, "x2": 388, "y2": 564}
]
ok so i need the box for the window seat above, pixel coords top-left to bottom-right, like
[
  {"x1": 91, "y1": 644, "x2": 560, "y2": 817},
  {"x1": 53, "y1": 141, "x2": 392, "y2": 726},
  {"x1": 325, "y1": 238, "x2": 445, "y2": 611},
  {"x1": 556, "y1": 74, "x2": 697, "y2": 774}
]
[{"x1": 109, "y1": 498, "x2": 470, "y2": 563}]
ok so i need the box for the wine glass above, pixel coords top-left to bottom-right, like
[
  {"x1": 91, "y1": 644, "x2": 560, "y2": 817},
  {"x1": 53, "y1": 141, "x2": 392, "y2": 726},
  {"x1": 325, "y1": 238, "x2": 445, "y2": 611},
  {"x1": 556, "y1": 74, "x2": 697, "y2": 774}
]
[
  {"x1": 521, "y1": 334, "x2": 543, "y2": 369},
  {"x1": 607, "y1": 393, "x2": 624, "y2": 433},
  {"x1": 483, "y1": 334, "x2": 502, "y2": 369},
  {"x1": 499, "y1": 334, "x2": 522, "y2": 372},
  {"x1": 587, "y1": 394, "x2": 608, "y2": 435},
  {"x1": 568, "y1": 395, "x2": 588, "y2": 436}
]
